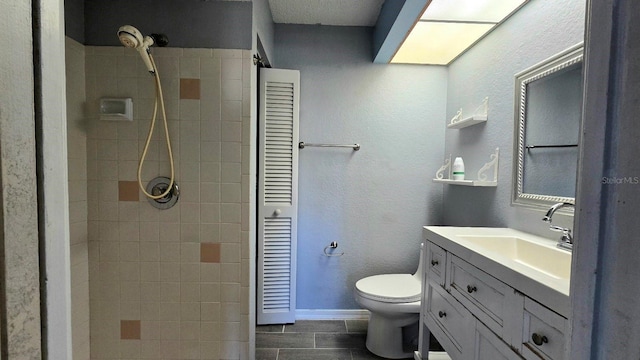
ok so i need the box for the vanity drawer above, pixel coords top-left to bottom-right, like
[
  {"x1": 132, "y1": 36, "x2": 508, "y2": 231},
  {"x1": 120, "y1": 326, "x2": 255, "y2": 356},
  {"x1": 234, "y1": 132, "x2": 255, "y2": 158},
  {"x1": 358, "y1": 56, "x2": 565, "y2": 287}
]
[
  {"x1": 521, "y1": 297, "x2": 567, "y2": 360},
  {"x1": 426, "y1": 242, "x2": 446, "y2": 286},
  {"x1": 425, "y1": 280, "x2": 472, "y2": 360},
  {"x1": 448, "y1": 255, "x2": 511, "y2": 334}
]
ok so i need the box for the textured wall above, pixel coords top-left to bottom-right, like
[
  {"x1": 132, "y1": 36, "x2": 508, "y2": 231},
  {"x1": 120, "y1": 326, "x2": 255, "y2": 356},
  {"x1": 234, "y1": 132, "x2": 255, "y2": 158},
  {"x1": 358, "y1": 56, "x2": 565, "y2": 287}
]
[
  {"x1": 274, "y1": 24, "x2": 447, "y2": 309},
  {"x1": 84, "y1": 0, "x2": 252, "y2": 49},
  {"x1": 85, "y1": 46, "x2": 252, "y2": 359},
  {"x1": 252, "y1": 0, "x2": 275, "y2": 64},
  {"x1": 0, "y1": 0, "x2": 43, "y2": 357},
  {"x1": 443, "y1": 0, "x2": 585, "y2": 236},
  {"x1": 66, "y1": 36, "x2": 91, "y2": 360}
]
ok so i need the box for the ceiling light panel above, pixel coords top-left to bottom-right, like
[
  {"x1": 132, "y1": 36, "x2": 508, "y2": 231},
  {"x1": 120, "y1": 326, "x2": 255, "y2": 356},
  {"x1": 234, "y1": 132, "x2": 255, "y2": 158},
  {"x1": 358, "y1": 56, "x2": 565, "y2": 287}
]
[
  {"x1": 391, "y1": 22, "x2": 494, "y2": 65},
  {"x1": 420, "y1": 0, "x2": 526, "y2": 23}
]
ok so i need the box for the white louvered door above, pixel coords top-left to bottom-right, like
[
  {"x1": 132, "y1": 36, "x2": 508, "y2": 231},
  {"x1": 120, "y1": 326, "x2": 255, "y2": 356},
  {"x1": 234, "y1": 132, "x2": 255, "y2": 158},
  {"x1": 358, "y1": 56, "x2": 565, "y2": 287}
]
[{"x1": 257, "y1": 68, "x2": 300, "y2": 325}]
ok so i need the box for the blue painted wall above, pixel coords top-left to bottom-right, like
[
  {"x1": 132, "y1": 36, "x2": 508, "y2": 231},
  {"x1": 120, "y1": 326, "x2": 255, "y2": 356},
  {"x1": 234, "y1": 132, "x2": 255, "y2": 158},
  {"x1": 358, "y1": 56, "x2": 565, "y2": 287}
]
[
  {"x1": 253, "y1": 0, "x2": 275, "y2": 63},
  {"x1": 443, "y1": 0, "x2": 585, "y2": 235},
  {"x1": 274, "y1": 24, "x2": 447, "y2": 309},
  {"x1": 64, "y1": 0, "x2": 85, "y2": 43},
  {"x1": 84, "y1": 0, "x2": 252, "y2": 49}
]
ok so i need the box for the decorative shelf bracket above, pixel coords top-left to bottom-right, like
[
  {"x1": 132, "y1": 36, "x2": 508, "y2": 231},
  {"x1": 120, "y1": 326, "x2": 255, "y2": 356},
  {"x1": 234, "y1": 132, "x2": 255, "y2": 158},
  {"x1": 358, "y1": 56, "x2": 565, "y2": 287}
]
[
  {"x1": 435, "y1": 154, "x2": 452, "y2": 180},
  {"x1": 477, "y1": 147, "x2": 499, "y2": 182},
  {"x1": 449, "y1": 109, "x2": 463, "y2": 126},
  {"x1": 447, "y1": 97, "x2": 489, "y2": 129},
  {"x1": 475, "y1": 97, "x2": 489, "y2": 119}
]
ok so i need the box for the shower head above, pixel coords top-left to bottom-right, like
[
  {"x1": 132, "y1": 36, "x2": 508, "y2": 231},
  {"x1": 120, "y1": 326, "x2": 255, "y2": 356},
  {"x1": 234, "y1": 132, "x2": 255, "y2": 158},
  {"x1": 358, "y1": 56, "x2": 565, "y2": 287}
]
[{"x1": 118, "y1": 25, "x2": 155, "y2": 74}]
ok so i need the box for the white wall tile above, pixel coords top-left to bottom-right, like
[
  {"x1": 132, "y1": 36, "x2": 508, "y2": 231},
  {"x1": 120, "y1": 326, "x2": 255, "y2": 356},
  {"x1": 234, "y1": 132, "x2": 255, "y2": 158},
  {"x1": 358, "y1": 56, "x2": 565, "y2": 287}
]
[
  {"x1": 200, "y1": 119, "x2": 220, "y2": 144},
  {"x1": 200, "y1": 142, "x2": 221, "y2": 163},
  {"x1": 159, "y1": 262, "x2": 181, "y2": 282},
  {"x1": 160, "y1": 242, "x2": 181, "y2": 262},
  {"x1": 200, "y1": 182, "x2": 220, "y2": 204},
  {"x1": 117, "y1": 77, "x2": 138, "y2": 98},
  {"x1": 118, "y1": 140, "x2": 139, "y2": 161},
  {"x1": 98, "y1": 181, "x2": 118, "y2": 202},
  {"x1": 183, "y1": 48, "x2": 212, "y2": 58},
  {"x1": 118, "y1": 202, "x2": 139, "y2": 222},
  {"x1": 119, "y1": 221, "x2": 140, "y2": 242},
  {"x1": 180, "y1": 57, "x2": 200, "y2": 78},
  {"x1": 221, "y1": 122, "x2": 242, "y2": 142},
  {"x1": 221, "y1": 79, "x2": 242, "y2": 101},
  {"x1": 220, "y1": 163, "x2": 241, "y2": 183},
  {"x1": 86, "y1": 47, "x2": 252, "y2": 359},
  {"x1": 221, "y1": 58, "x2": 242, "y2": 80},
  {"x1": 140, "y1": 262, "x2": 160, "y2": 282},
  {"x1": 221, "y1": 100, "x2": 242, "y2": 123},
  {"x1": 219, "y1": 224, "x2": 240, "y2": 244},
  {"x1": 140, "y1": 222, "x2": 160, "y2": 242},
  {"x1": 97, "y1": 139, "x2": 118, "y2": 160},
  {"x1": 220, "y1": 183, "x2": 241, "y2": 203},
  {"x1": 201, "y1": 57, "x2": 221, "y2": 79},
  {"x1": 180, "y1": 223, "x2": 201, "y2": 243}
]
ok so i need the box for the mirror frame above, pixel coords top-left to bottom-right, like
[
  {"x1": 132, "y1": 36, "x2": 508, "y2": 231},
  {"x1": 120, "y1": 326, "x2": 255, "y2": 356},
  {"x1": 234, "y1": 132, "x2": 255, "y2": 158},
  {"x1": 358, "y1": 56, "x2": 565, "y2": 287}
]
[{"x1": 512, "y1": 43, "x2": 584, "y2": 209}]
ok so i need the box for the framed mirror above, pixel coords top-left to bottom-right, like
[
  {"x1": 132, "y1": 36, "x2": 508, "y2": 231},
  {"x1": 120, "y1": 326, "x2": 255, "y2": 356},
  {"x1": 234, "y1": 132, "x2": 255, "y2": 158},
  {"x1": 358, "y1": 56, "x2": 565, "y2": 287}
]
[{"x1": 512, "y1": 44, "x2": 584, "y2": 209}]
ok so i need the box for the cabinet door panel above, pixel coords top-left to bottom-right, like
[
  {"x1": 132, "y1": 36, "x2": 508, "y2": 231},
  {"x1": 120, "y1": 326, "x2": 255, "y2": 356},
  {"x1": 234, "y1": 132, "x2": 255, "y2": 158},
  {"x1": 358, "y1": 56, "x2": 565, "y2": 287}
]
[
  {"x1": 425, "y1": 280, "x2": 473, "y2": 360},
  {"x1": 521, "y1": 297, "x2": 567, "y2": 360},
  {"x1": 427, "y1": 242, "x2": 446, "y2": 286}
]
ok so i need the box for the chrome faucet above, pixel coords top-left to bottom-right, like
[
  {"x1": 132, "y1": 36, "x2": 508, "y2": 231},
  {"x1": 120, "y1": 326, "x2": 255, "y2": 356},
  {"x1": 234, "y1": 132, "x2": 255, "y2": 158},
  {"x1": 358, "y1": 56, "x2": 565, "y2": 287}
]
[{"x1": 542, "y1": 202, "x2": 574, "y2": 251}]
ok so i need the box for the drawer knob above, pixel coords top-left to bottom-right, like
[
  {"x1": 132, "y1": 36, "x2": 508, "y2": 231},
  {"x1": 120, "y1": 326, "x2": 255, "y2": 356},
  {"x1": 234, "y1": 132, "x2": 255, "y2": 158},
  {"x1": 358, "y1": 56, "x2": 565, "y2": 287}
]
[
  {"x1": 532, "y1": 333, "x2": 548, "y2": 346},
  {"x1": 438, "y1": 311, "x2": 447, "y2": 318},
  {"x1": 466, "y1": 285, "x2": 477, "y2": 293},
  {"x1": 431, "y1": 260, "x2": 439, "y2": 266}
]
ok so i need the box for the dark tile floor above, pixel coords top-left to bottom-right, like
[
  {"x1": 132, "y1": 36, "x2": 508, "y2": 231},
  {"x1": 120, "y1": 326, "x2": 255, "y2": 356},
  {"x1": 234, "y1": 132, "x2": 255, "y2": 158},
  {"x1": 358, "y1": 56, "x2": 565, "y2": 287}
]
[{"x1": 256, "y1": 320, "x2": 413, "y2": 360}]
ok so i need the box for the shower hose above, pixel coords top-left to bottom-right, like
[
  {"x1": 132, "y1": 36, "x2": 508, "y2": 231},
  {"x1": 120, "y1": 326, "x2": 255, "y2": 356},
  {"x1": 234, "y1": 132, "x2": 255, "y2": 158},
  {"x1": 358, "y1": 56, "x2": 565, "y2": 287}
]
[{"x1": 138, "y1": 54, "x2": 176, "y2": 200}]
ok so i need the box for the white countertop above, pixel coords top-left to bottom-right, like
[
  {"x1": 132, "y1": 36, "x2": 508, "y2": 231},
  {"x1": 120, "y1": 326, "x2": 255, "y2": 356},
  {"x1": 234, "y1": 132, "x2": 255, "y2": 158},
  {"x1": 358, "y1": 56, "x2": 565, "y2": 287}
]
[{"x1": 424, "y1": 226, "x2": 571, "y2": 317}]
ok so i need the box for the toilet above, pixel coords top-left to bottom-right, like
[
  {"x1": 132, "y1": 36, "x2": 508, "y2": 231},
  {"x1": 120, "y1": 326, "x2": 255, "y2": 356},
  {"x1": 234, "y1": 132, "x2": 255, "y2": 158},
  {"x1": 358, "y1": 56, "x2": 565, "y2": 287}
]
[{"x1": 354, "y1": 243, "x2": 425, "y2": 359}]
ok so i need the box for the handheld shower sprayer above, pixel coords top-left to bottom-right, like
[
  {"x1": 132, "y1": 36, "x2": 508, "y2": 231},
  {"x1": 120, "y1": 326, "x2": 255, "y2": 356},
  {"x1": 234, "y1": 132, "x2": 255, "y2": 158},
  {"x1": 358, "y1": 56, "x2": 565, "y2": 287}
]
[
  {"x1": 118, "y1": 25, "x2": 177, "y2": 205},
  {"x1": 117, "y1": 25, "x2": 164, "y2": 74}
]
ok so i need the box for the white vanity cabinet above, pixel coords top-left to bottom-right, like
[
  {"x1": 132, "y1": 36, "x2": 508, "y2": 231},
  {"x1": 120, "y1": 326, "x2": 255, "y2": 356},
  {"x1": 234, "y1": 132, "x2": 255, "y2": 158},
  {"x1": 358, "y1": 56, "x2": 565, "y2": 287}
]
[{"x1": 417, "y1": 229, "x2": 569, "y2": 360}]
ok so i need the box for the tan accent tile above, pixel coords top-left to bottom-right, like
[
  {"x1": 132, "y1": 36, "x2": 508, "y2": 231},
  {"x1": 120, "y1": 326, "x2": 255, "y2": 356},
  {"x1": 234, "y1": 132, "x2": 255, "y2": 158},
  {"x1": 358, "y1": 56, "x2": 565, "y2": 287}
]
[
  {"x1": 121, "y1": 320, "x2": 141, "y2": 340},
  {"x1": 180, "y1": 78, "x2": 200, "y2": 100},
  {"x1": 118, "y1": 181, "x2": 139, "y2": 202},
  {"x1": 200, "y1": 243, "x2": 220, "y2": 263}
]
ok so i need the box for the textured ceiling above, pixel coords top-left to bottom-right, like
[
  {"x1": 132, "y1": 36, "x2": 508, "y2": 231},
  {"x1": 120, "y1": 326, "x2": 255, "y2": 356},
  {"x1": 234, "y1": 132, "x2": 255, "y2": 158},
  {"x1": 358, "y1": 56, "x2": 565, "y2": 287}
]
[{"x1": 268, "y1": 0, "x2": 385, "y2": 26}]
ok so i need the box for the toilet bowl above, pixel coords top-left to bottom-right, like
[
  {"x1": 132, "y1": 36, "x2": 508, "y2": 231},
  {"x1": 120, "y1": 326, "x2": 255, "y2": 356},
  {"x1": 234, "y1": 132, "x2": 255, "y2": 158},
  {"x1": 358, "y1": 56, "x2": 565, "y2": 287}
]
[{"x1": 354, "y1": 244, "x2": 424, "y2": 359}]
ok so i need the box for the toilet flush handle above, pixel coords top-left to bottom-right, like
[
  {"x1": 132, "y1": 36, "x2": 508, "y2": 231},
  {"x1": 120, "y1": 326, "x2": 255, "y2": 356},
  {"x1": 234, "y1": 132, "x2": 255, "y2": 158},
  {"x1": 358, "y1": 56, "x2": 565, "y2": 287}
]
[{"x1": 273, "y1": 209, "x2": 281, "y2": 216}]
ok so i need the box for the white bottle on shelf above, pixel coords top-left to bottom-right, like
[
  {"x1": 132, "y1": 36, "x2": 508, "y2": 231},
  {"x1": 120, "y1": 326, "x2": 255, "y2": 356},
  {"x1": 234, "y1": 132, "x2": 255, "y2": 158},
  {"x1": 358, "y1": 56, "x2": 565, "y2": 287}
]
[{"x1": 452, "y1": 157, "x2": 465, "y2": 180}]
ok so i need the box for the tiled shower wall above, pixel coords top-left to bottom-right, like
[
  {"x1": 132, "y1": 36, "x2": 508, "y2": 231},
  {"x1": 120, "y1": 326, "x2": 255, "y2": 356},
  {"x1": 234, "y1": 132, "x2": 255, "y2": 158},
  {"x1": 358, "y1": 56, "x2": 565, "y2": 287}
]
[
  {"x1": 66, "y1": 37, "x2": 91, "y2": 360},
  {"x1": 85, "y1": 46, "x2": 252, "y2": 359}
]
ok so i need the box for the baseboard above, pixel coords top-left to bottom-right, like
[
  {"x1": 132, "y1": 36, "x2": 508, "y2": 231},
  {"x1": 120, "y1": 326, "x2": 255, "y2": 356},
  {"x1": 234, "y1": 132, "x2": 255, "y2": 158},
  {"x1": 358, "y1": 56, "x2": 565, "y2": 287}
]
[
  {"x1": 295, "y1": 309, "x2": 370, "y2": 320},
  {"x1": 414, "y1": 351, "x2": 452, "y2": 360}
]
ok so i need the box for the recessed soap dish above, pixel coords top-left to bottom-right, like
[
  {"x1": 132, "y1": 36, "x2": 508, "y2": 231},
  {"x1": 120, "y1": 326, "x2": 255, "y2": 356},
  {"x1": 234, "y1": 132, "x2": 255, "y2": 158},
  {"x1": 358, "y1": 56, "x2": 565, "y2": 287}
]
[{"x1": 100, "y1": 98, "x2": 133, "y2": 121}]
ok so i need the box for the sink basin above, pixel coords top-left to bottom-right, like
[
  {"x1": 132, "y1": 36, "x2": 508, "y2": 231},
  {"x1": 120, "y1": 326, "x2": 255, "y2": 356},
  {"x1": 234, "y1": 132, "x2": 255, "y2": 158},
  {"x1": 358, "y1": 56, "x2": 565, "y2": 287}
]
[{"x1": 456, "y1": 235, "x2": 571, "y2": 280}]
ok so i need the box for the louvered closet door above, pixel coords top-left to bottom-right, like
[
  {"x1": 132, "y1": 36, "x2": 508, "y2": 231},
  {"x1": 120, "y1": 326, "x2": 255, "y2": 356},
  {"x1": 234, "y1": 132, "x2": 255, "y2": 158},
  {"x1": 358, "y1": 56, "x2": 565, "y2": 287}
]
[{"x1": 257, "y1": 68, "x2": 300, "y2": 325}]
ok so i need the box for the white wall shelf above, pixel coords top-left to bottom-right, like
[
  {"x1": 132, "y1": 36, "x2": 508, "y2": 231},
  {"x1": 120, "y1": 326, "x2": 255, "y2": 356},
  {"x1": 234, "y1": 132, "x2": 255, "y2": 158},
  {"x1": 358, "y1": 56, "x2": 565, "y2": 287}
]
[
  {"x1": 432, "y1": 178, "x2": 497, "y2": 187},
  {"x1": 433, "y1": 148, "x2": 499, "y2": 187},
  {"x1": 447, "y1": 115, "x2": 487, "y2": 129},
  {"x1": 447, "y1": 97, "x2": 488, "y2": 129}
]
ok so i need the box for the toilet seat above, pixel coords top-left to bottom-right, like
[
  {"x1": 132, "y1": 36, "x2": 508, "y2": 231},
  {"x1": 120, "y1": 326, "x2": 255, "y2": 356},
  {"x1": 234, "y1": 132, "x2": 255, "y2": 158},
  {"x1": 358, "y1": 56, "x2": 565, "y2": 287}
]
[{"x1": 355, "y1": 274, "x2": 421, "y2": 303}]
